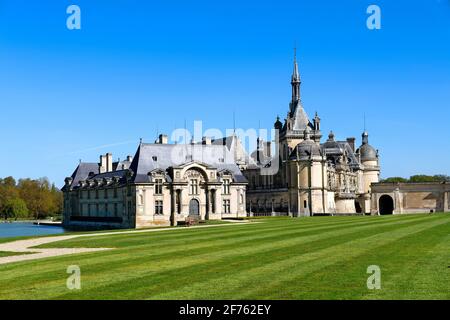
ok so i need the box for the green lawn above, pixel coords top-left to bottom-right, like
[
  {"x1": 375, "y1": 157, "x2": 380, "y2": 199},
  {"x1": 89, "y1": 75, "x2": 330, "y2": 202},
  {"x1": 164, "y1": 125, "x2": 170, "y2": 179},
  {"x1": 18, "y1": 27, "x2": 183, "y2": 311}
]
[
  {"x1": 0, "y1": 214, "x2": 449, "y2": 300},
  {"x1": 0, "y1": 251, "x2": 32, "y2": 258}
]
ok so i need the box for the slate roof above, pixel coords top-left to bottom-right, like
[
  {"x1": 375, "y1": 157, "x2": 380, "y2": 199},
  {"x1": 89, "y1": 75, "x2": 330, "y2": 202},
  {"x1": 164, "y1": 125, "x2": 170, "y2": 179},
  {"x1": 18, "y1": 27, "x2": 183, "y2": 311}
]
[
  {"x1": 321, "y1": 140, "x2": 361, "y2": 168},
  {"x1": 129, "y1": 143, "x2": 248, "y2": 184},
  {"x1": 356, "y1": 144, "x2": 377, "y2": 161},
  {"x1": 290, "y1": 139, "x2": 322, "y2": 159},
  {"x1": 291, "y1": 100, "x2": 313, "y2": 131},
  {"x1": 113, "y1": 160, "x2": 132, "y2": 171},
  {"x1": 68, "y1": 162, "x2": 99, "y2": 189}
]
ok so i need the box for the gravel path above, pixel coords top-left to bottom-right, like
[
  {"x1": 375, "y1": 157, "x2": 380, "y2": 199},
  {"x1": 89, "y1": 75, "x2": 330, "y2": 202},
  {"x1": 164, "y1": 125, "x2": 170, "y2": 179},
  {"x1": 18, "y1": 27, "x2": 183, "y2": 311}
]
[{"x1": 0, "y1": 221, "x2": 253, "y2": 265}]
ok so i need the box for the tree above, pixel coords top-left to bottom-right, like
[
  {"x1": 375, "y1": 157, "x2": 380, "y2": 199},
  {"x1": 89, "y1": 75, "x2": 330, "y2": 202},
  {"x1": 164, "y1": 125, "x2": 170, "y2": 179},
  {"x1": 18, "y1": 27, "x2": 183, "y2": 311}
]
[
  {"x1": 0, "y1": 176, "x2": 19, "y2": 214},
  {"x1": 381, "y1": 177, "x2": 408, "y2": 183},
  {"x1": 1, "y1": 198, "x2": 29, "y2": 220},
  {"x1": 409, "y1": 175, "x2": 441, "y2": 183},
  {"x1": 433, "y1": 175, "x2": 450, "y2": 182},
  {"x1": 17, "y1": 177, "x2": 63, "y2": 219},
  {"x1": 0, "y1": 176, "x2": 17, "y2": 187}
]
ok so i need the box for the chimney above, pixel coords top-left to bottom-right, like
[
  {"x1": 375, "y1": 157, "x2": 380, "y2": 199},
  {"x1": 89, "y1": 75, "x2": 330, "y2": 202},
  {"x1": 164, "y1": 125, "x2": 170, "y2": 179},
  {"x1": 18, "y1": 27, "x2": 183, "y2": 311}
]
[
  {"x1": 127, "y1": 155, "x2": 133, "y2": 162},
  {"x1": 264, "y1": 141, "x2": 272, "y2": 157},
  {"x1": 202, "y1": 136, "x2": 212, "y2": 145},
  {"x1": 158, "y1": 134, "x2": 168, "y2": 144},
  {"x1": 106, "y1": 153, "x2": 113, "y2": 172},
  {"x1": 99, "y1": 155, "x2": 107, "y2": 173},
  {"x1": 346, "y1": 137, "x2": 356, "y2": 152}
]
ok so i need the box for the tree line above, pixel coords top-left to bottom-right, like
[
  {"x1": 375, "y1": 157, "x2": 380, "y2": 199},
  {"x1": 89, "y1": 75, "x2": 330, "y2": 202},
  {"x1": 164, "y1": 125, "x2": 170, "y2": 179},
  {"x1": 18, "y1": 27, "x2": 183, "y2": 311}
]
[
  {"x1": 380, "y1": 174, "x2": 450, "y2": 183},
  {"x1": 0, "y1": 176, "x2": 63, "y2": 220}
]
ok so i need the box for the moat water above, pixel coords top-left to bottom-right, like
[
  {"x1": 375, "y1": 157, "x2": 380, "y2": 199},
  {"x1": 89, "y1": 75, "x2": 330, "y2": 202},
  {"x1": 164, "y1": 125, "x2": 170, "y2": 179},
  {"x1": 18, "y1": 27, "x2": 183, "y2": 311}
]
[{"x1": 0, "y1": 222, "x2": 66, "y2": 239}]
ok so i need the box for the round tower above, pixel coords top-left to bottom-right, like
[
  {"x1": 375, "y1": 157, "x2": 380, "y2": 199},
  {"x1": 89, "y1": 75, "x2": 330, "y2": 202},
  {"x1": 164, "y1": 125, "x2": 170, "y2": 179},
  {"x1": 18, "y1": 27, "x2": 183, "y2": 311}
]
[
  {"x1": 356, "y1": 131, "x2": 380, "y2": 214},
  {"x1": 289, "y1": 127, "x2": 327, "y2": 217}
]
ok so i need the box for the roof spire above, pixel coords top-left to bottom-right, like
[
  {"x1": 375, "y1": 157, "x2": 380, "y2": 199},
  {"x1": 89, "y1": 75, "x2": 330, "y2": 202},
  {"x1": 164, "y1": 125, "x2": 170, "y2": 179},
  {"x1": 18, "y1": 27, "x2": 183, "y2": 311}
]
[
  {"x1": 292, "y1": 46, "x2": 300, "y2": 82},
  {"x1": 291, "y1": 46, "x2": 301, "y2": 105}
]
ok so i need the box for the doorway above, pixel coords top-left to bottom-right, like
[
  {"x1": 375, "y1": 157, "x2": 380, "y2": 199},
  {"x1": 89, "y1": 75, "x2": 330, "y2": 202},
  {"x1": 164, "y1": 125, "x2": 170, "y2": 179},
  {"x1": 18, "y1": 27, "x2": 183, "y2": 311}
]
[
  {"x1": 379, "y1": 195, "x2": 394, "y2": 215},
  {"x1": 189, "y1": 198, "x2": 200, "y2": 216}
]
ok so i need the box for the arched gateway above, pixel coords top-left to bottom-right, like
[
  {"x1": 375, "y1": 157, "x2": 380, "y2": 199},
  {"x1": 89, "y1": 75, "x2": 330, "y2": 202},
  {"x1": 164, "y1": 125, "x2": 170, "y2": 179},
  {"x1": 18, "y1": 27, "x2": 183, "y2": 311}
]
[{"x1": 379, "y1": 195, "x2": 394, "y2": 215}]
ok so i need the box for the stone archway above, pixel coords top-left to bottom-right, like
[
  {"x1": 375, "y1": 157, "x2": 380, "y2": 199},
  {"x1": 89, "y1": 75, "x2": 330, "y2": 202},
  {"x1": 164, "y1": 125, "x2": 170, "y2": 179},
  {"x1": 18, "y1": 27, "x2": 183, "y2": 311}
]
[
  {"x1": 189, "y1": 198, "x2": 200, "y2": 216},
  {"x1": 379, "y1": 195, "x2": 394, "y2": 215}
]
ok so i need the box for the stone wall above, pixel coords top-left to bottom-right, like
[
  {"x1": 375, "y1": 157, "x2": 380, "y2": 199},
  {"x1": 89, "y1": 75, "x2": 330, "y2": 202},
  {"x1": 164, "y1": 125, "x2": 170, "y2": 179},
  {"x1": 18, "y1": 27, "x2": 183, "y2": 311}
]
[{"x1": 371, "y1": 182, "x2": 450, "y2": 215}]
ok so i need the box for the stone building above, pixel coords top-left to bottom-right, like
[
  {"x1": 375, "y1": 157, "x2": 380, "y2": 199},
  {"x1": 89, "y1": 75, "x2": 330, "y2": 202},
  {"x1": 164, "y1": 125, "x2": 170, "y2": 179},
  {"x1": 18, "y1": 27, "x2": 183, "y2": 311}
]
[
  {"x1": 371, "y1": 182, "x2": 450, "y2": 214},
  {"x1": 62, "y1": 135, "x2": 247, "y2": 229},
  {"x1": 243, "y1": 55, "x2": 381, "y2": 216}
]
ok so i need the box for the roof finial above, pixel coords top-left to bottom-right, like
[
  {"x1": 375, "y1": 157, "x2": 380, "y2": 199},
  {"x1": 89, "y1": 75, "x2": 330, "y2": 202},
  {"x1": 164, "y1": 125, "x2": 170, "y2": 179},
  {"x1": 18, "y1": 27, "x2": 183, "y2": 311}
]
[
  {"x1": 233, "y1": 109, "x2": 236, "y2": 135},
  {"x1": 140, "y1": 137, "x2": 143, "y2": 144},
  {"x1": 294, "y1": 45, "x2": 297, "y2": 63},
  {"x1": 364, "y1": 112, "x2": 366, "y2": 132}
]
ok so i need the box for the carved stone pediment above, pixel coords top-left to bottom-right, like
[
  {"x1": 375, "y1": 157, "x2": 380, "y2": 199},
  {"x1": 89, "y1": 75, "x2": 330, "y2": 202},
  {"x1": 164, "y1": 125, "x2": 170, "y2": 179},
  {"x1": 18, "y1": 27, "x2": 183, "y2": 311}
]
[
  {"x1": 148, "y1": 168, "x2": 165, "y2": 178},
  {"x1": 183, "y1": 168, "x2": 206, "y2": 182}
]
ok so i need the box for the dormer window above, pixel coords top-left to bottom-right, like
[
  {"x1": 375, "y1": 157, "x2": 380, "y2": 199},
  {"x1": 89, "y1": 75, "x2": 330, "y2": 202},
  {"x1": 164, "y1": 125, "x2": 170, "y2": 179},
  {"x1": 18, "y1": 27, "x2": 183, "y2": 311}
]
[{"x1": 152, "y1": 156, "x2": 157, "y2": 161}]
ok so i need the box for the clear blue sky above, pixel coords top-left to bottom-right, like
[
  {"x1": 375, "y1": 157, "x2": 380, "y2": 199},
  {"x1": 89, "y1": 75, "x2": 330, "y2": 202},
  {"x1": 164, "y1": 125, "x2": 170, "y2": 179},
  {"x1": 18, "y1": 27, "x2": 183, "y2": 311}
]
[{"x1": 1, "y1": 0, "x2": 449, "y2": 186}]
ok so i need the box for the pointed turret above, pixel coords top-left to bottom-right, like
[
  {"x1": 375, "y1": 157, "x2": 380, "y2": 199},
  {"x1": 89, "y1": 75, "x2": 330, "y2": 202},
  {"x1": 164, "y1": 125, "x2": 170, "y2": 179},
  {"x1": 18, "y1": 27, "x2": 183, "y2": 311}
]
[{"x1": 291, "y1": 49, "x2": 301, "y2": 104}]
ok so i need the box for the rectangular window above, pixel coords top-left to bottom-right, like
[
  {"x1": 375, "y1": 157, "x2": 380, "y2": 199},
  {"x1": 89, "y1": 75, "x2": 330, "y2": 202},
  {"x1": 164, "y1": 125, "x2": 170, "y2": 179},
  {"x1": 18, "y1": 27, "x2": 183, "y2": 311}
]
[
  {"x1": 155, "y1": 200, "x2": 163, "y2": 215},
  {"x1": 88, "y1": 190, "x2": 91, "y2": 200},
  {"x1": 189, "y1": 179, "x2": 198, "y2": 195},
  {"x1": 95, "y1": 189, "x2": 99, "y2": 199},
  {"x1": 223, "y1": 179, "x2": 230, "y2": 194},
  {"x1": 155, "y1": 179, "x2": 163, "y2": 195},
  {"x1": 223, "y1": 199, "x2": 231, "y2": 214},
  {"x1": 104, "y1": 189, "x2": 108, "y2": 199},
  {"x1": 96, "y1": 203, "x2": 99, "y2": 214},
  {"x1": 114, "y1": 187, "x2": 118, "y2": 198},
  {"x1": 114, "y1": 203, "x2": 118, "y2": 216}
]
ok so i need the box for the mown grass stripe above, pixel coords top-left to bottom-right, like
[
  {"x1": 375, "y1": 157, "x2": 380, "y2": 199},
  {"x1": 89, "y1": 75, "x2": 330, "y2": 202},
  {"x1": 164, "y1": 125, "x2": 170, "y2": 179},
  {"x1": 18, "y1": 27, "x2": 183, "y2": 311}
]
[
  {"x1": 146, "y1": 215, "x2": 448, "y2": 299},
  {"x1": 235, "y1": 216, "x2": 450, "y2": 300},
  {"x1": 51, "y1": 216, "x2": 443, "y2": 299},
  {"x1": 0, "y1": 214, "x2": 419, "y2": 281},
  {"x1": 0, "y1": 215, "x2": 435, "y2": 299},
  {"x1": 0, "y1": 214, "x2": 447, "y2": 300}
]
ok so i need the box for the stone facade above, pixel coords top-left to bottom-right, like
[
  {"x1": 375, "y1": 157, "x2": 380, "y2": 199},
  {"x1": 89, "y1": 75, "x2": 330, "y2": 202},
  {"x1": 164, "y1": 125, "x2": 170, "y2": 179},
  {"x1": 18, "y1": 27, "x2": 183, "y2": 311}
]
[
  {"x1": 242, "y1": 55, "x2": 381, "y2": 216},
  {"x1": 62, "y1": 136, "x2": 247, "y2": 229},
  {"x1": 371, "y1": 182, "x2": 450, "y2": 214}
]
